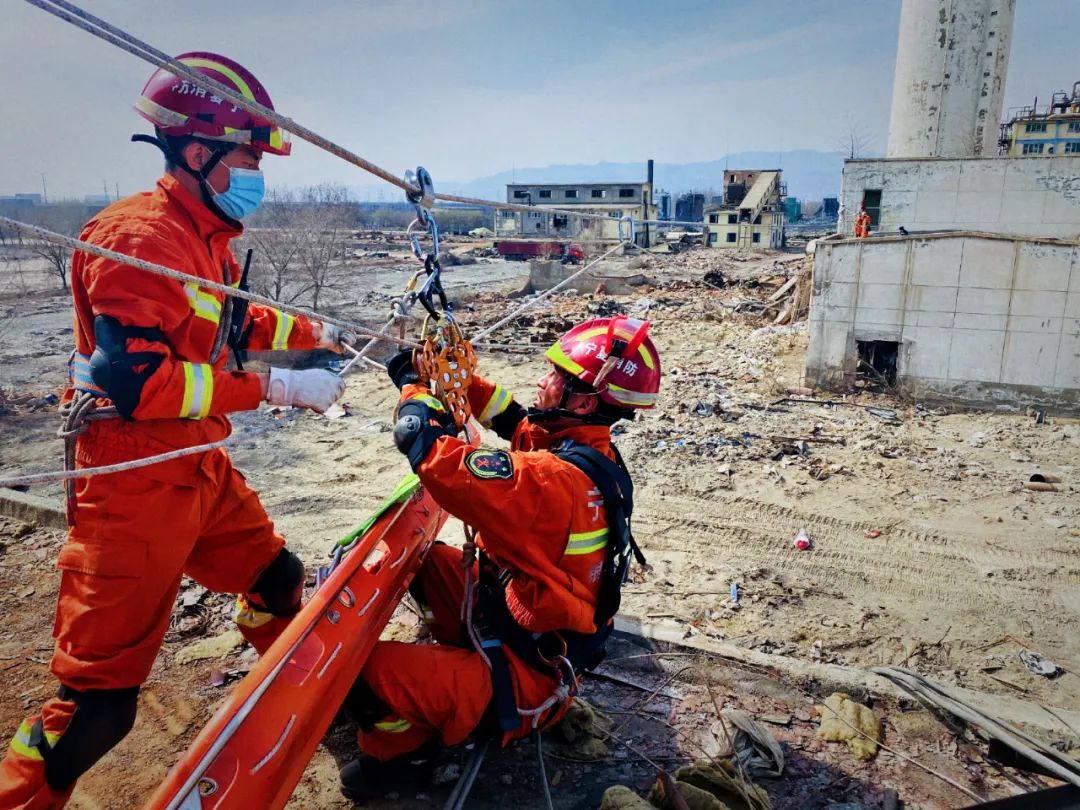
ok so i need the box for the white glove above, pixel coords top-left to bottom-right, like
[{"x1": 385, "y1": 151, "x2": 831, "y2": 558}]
[
  {"x1": 314, "y1": 322, "x2": 357, "y2": 353},
  {"x1": 266, "y1": 367, "x2": 345, "y2": 413}
]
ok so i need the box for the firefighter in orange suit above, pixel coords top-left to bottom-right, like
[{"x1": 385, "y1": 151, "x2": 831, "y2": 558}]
[
  {"x1": 338, "y1": 316, "x2": 662, "y2": 801},
  {"x1": 0, "y1": 53, "x2": 350, "y2": 810},
  {"x1": 854, "y1": 205, "x2": 871, "y2": 238}
]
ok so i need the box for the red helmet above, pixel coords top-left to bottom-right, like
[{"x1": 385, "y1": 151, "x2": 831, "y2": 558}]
[
  {"x1": 134, "y1": 52, "x2": 291, "y2": 156},
  {"x1": 546, "y1": 317, "x2": 661, "y2": 409}
]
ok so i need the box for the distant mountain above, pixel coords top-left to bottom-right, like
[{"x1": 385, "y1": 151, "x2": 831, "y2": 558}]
[{"x1": 352, "y1": 150, "x2": 847, "y2": 204}]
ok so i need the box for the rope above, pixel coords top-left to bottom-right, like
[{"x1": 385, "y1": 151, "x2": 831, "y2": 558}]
[
  {"x1": 26, "y1": 0, "x2": 705, "y2": 229},
  {"x1": 0, "y1": 419, "x2": 289, "y2": 489},
  {"x1": 534, "y1": 733, "x2": 555, "y2": 810},
  {"x1": 473, "y1": 242, "x2": 626, "y2": 340},
  {"x1": 0, "y1": 216, "x2": 421, "y2": 350}
]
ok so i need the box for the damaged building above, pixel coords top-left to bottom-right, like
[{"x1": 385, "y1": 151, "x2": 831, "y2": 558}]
[
  {"x1": 807, "y1": 0, "x2": 1080, "y2": 413},
  {"x1": 703, "y1": 170, "x2": 785, "y2": 249},
  {"x1": 499, "y1": 160, "x2": 659, "y2": 244}
]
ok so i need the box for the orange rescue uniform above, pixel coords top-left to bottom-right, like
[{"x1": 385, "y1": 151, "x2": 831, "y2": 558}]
[
  {"x1": 356, "y1": 376, "x2": 613, "y2": 761},
  {"x1": 0, "y1": 174, "x2": 317, "y2": 810}
]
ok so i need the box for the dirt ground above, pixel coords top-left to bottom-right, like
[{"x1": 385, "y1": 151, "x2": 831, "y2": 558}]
[{"x1": 1, "y1": 236, "x2": 1078, "y2": 808}]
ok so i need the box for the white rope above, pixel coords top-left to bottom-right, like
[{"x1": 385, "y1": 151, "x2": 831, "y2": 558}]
[
  {"x1": 0, "y1": 419, "x2": 288, "y2": 489},
  {"x1": 26, "y1": 0, "x2": 703, "y2": 229},
  {"x1": 0, "y1": 216, "x2": 421, "y2": 350},
  {"x1": 473, "y1": 242, "x2": 626, "y2": 340}
]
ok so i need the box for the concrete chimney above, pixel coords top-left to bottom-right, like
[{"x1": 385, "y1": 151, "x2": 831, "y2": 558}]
[{"x1": 886, "y1": 0, "x2": 1014, "y2": 158}]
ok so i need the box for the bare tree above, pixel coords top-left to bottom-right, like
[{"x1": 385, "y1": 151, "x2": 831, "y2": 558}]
[
  {"x1": 243, "y1": 184, "x2": 355, "y2": 309},
  {"x1": 243, "y1": 188, "x2": 307, "y2": 302},
  {"x1": 25, "y1": 204, "x2": 89, "y2": 290},
  {"x1": 836, "y1": 115, "x2": 873, "y2": 160},
  {"x1": 294, "y1": 184, "x2": 352, "y2": 311}
]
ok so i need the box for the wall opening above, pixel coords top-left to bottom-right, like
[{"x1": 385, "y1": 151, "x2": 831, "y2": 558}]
[
  {"x1": 861, "y1": 189, "x2": 882, "y2": 228},
  {"x1": 856, "y1": 339, "x2": 898, "y2": 389}
]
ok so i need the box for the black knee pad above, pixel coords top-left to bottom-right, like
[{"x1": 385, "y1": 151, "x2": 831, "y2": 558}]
[
  {"x1": 251, "y1": 548, "x2": 304, "y2": 617},
  {"x1": 41, "y1": 685, "x2": 139, "y2": 791}
]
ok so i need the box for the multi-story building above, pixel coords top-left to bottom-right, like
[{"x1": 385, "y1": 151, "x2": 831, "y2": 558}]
[
  {"x1": 999, "y1": 81, "x2": 1080, "y2": 157},
  {"x1": 500, "y1": 160, "x2": 658, "y2": 244},
  {"x1": 703, "y1": 170, "x2": 785, "y2": 249},
  {"x1": 500, "y1": 180, "x2": 657, "y2": 243}
]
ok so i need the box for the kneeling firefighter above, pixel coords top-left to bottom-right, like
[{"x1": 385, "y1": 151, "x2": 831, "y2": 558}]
[
  {"x1": 339, "y1": 316, "x2": 662, "y2": 800},
  {"x1": 0, "y1": 54, "x2": 349, "y2": 809}
]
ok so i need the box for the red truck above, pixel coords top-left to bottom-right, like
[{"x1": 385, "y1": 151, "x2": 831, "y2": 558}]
[{"x1": 495, "y1": 239, "x2": 585, "y2": 264}]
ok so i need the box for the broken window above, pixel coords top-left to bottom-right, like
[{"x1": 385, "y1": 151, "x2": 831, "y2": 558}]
[
  {"x1": 591, "y1": 189, "x2": 605, "y2": 198},
  {"x1": 1065, "y1": 142, "x2": 1080, "y2": 153},
  {"x1": 565, "y1": 190, "x2": 578, "y2": 199},
  {"x1": 726, "y1": 232, "x2": 737, "y2": 243},
  {"x1": 1022, "y1": 143, "x2": 1045, "y2": 154},
  {"x1": 708, "y1": 232, "x2": 718, "y2": 245},
  {"x1": 728, "y1": 214, "x2": 737, "y2": 224},
  {"x1": 708, "y1": 213, "x2": 719, "y2": 224},
  {"x1": 552, "y1": 215, "x2": 568, "y2": 229},
  {"x1": 538, "y1": 190, "x2": 552, "y2": 198},
  {"x1": 1069, "y1": 122, "x2": 1080, "y2": 133},
  {"x1": 856, "y1": 340, "x2": 898, "y2": 389},
  {"x1": 861, "y1": 189, "x2": 882, "y2": 228},
  {"x1": 619, "y1": 188, "x2": 635, "y2": 198},
  {"x1": 752, "y1": 232, "x2": 761, "y2": 244}
]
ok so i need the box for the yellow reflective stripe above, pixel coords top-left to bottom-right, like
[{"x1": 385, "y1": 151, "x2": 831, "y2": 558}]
[
  {"x1": 233, "y1": 595, "x2": 273, "y2": 629},
  {"x1": 411, "y1": 394, "x2": 446, "y2": 412},
  {"x1": 374, "y1": 718, "x2": 412, "y2": 733},
  {"x1": 271, "y1": 311, "x2": 295, "y2": 351},
  {"x1": 605, "y1": 383, "x2": 656, "y2": 407},
  {"x1": 545, "y1": 343, "x2": 585, "y2": 376},
  {"x1": 566, "y1": 528, "x2": 609, "y2": 555},
  {"x1": 478, "y1": 385, "x2": 511, "y2": 426},
  {"x1": 181, "y1": 57, "x2": 256, "y2": 101},
  {"x1": 184, "y1": 282, "x2": 222, "y2": 324},
  {"x1": 9, "y1": 722, "x2": 59, "y2": 761},
  {"x1": 180, "y1": 362, "x2": 214, "y2": 419}
]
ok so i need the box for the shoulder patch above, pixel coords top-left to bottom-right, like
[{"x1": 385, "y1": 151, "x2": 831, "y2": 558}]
[{"x1": 465, "y1": 449, "x2": 514, "y2": 480}]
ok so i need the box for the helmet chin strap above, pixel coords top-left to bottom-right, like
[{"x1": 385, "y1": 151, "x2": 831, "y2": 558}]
[
  {"x1": 527, "y1": 375, "x2": 617, "y2": 427},
  {"x1": 131, "y1": 134, "x2": 240, "y2": 226}
]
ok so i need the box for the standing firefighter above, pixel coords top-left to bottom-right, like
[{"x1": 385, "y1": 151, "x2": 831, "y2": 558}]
[
  {"x1": 338, "y1": 316, "x2": 661, "y2": 801},
  {"x1": 854, "y1": 203, "x2": 871, "y2": 238},
  {"x1": 0, "y1": 53, "x2": 350, "y2": 809}
]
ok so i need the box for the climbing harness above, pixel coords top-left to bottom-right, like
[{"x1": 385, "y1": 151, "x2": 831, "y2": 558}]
[{"x1": 462, "y1": 439, "x2": 644, "y2": 735}]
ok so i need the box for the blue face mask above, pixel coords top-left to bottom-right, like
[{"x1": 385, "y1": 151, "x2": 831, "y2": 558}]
[{"x1": 212, "y1": 167, "x2": 265, "y2": 220}]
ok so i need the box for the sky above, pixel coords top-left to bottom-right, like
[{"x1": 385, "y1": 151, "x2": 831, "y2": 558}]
[{"x1": 1, "y1": 0, "x2": 1077, "y2": 200}]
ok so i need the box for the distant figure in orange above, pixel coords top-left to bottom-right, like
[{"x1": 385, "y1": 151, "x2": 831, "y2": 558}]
[{"x1": 854, "y1": 205, "x2": 871, "y2": 238}]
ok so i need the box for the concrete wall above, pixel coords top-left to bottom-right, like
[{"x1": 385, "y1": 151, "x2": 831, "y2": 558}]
[
  {"x1": 839, "y1": 156, "x2": 1080, "y2": 239},
  {"x1": 806, "y1": 232, "x2": 1080, "y2": 412},
  {"x1": 887, "y1": 0, "x2": 1014, "y2": 158}
]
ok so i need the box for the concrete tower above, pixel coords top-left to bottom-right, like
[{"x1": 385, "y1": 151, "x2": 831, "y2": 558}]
[{"x1": 886, "y1": 0, "x2": 1014, "y2": 158}]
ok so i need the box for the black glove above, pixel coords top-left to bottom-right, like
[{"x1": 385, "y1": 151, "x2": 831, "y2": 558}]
[
  {"x1": 386, "y1": 349, "x2": 420, "y2": 390},
  {"x1": 393, "y1": 397, "x2": 454, "y2": 470}
]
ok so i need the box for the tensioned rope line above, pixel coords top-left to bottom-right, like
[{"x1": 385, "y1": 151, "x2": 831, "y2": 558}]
[
  {"x1": 0, "y1": 216, "x2": 422, "y2": 351},
  {"x1": 473, "y1": 242, "x2": 626, "y2": 340},
  {"x1": 0, "y1": 419, "x2": 288, "y2": 490},
  {"x1": 27, "y1": 0, "x2": 705, "y2": 230}
]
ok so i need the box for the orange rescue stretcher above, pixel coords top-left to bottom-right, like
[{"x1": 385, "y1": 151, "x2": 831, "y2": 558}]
[{"x1": 145, "y1": 474, "x2": 449, "y2": 810}]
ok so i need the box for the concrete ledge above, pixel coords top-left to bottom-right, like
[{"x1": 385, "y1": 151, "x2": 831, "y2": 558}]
[
  {"x1": 614, "y1": 614, "x2": 1080, "y2": 739},
  {"x1": 0, "y1": 488, "x2": 67, "y2": 530}
]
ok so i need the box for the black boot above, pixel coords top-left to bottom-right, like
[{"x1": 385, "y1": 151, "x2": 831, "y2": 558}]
[{"x1": 339, "y1": 752, "x2": 434, "y2": 804}]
